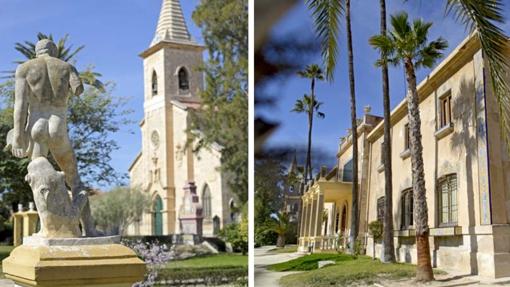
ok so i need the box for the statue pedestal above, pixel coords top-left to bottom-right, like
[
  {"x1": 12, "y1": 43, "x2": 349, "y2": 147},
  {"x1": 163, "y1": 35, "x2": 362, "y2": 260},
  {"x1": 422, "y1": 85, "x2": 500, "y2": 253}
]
[{"x1": 2, "y1": 236, "x2": 146, "y2": 287}]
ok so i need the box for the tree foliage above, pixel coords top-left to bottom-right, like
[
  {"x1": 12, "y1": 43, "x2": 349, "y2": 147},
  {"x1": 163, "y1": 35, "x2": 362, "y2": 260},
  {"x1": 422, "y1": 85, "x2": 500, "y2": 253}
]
[
  {"x1": 219, "y1": 204, "x2": 248, "y2": 255},
  {"x1": 254, "y1": 159, "x2": 285, "y2": 226},
  {"x1": 90, "y1": 186, "x2": 151, "y2": 235},
  {"x1": 188, "y1": 0, "x2": 248, "y2": 203}
]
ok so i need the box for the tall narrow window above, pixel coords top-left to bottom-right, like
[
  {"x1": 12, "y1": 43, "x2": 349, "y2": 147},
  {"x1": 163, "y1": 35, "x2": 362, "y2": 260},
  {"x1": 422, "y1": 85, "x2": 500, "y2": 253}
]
[
  {"x1": 377, "y1": 197, "x2": 385, "y2": 222},
  {"x1": 438, "y1": 174, "x2": 458, "y2": 226},
  {"x1": 404, "y1": 124, "x2": 410, "y2": 150},
  {"x1": 202, "y1": 184, "x2": 212, "y2": 218},
  {"x1": 340, "y1": 205, "x2": 347, "y2": 233},
  {"x1": 439, "y1": 92, "x2": 452, "y2": 128},
  {"x1": 400, "y1": 189, "x2": 413, "y2": 229},
  {"x1": 178, "y1": 68, "x2": 189, "y2": 91},
  {"x1": 342, "y1": 159, "x2": 353, "y2": 182},
  {"x1": 151, "y1": 71, "x2": 158, "y2": 96},
  {"x1": 380, "y1": 142, "x2": 385, "y2": 165}
]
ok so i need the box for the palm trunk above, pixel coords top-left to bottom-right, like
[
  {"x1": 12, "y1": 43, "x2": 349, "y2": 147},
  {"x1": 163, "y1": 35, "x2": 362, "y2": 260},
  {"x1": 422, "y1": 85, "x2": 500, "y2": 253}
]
[
  {"x1": 404, "y1": 58, "x2": 434, "y2": 281},
  {"x1": 307, "y1": 111, "x2": 313, "y2": 182},
  {"x1": 380, "y1": 0, "x2": 395, "y2": 263},
  {"x1": 277, "y1": 234, "x2": 286, "y2": 248},
  {"x1": 346, "y1": 0, "x2": 359, "y2": 254},
  {"x1": 308, "y1": 78, "x2": 316, "y2": 181}
]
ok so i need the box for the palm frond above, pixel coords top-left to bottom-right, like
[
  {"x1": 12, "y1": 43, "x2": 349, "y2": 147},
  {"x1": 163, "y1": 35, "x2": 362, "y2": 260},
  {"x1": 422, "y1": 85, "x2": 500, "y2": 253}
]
[
  {"x1": 305, "y1": 0, "x2": 344, "y2": 80},
  {"x1": 445, "y1": 0, "x2": 510, "y2": 153}
]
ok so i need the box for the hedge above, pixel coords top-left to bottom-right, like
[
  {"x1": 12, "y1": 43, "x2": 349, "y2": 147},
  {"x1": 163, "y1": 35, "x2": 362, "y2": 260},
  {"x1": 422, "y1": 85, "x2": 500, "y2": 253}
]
[{"x1": 157, "y1": 266, "x2": 248, "y2": 286}]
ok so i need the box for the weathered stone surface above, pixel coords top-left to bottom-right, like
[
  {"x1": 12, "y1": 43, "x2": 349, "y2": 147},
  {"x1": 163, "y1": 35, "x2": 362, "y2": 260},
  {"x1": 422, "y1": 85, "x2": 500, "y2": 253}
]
[
  {"x1": 25, "y1": 158, "x2": 86, "y2": 238},
  {"x1": 23, "y1": 235, "x2": 120, "y2": 247},
  {"x1": 318, "y1": 260, "x2": 335, "y2": 269},
  {"x1": 7, "y1": 39, "x2": 96, "y2": 237},
  {"x1": 2, "y1": 243, "x2": 145, "y2": 287}
]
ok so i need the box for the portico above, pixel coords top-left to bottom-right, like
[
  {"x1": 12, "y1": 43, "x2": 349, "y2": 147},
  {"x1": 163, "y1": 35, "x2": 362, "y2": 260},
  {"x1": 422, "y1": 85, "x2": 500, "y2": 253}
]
[{"x1": 298, "y1": 169, "x2": 353, "y2": 253}]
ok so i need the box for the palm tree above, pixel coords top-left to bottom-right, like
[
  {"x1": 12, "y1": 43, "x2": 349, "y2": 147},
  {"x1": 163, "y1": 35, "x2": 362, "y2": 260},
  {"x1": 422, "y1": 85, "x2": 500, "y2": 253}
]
[
  {"x1": 379, "y1": 0, "x2": 395, "y2": 263},
  {"x1": 292, "y1": 95, "x2": 326, "y2": 178},
  {"x1": 269, "y1": 212, "x2": 291, "y2": 248},
  {"x1": 7, "y1": 32, "x2": 104, "y2": 91},
  {"x1": 305, "y1": 0, "x2": 360, "y2": 255},
  {"x1": 297, "y1": 64, "x2": 324, "y2": 182},
  {"x1": 370, "y1": 12, "x2": 448, "y2": 281}
]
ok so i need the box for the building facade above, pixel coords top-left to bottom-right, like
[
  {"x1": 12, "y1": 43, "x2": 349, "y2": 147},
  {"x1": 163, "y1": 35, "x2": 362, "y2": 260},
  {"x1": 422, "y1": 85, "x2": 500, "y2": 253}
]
[
  {"x1": 127, "y1": 0, "x2": 236, "y2": 237},
  {"x1": 298, "y1": 35, "x2": 510, "y2": 278}
]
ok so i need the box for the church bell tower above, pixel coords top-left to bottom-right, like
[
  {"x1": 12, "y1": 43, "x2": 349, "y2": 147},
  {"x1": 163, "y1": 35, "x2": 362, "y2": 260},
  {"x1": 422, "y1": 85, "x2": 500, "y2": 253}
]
[{"x1": 138, "y1": 0, "x2": 205, "y2": 234}]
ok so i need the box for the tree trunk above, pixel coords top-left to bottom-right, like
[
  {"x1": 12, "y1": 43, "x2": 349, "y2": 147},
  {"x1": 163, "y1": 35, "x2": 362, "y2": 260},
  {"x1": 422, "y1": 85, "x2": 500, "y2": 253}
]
[
  {"x1": 380, "y1": 0, "x2": 395, "y2": 263},
  {"x1": 346, "y1": 0, "x2": 359, "y2": 254},
  {"x1": 277, "y1": 234, "x2": 286, "y2": 248},
  {"x1": 307, "y1": 110, "x2": 313, "y2": 182},
  {"x1": 404, "y1": 58, "x2": 434, "y2": 281},
  {"x1": 308, "y1": 78, "x2": 316, "y2": 181}
]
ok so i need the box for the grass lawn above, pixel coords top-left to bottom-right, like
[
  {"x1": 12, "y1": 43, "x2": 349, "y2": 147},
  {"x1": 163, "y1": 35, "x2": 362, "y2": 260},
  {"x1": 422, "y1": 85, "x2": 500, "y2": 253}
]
[
  {"x1": 268, "y1": 253, "x2": 354, "y2": 271},
  {"x1": 269, "y1": 245, "x2": 298, "y2": 254},
  {"x1": 275, "y1": 254, "x2": 444, "y2": 287},
  {"x1": 165, "y1": 253, "x2": 248, "y2": 269}
]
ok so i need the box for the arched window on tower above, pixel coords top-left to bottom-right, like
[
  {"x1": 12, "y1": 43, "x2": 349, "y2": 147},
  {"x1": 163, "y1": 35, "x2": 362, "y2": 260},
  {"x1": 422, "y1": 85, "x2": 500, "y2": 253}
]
[
  {"x1": 151, "y1": 71, "x2": 158, "y2": 97},
  {"x1": 202, "y1": 184, "x2": 212, "y2": 218},
  {"x1": 178, "y1": 67, "x2": 189, "y2": 92}
]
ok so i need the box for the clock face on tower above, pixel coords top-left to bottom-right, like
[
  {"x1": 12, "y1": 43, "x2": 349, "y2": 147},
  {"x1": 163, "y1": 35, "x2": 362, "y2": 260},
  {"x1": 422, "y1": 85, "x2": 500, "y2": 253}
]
[{"x1": 151, "y1": 130, "x2": 160, "y2": 149}]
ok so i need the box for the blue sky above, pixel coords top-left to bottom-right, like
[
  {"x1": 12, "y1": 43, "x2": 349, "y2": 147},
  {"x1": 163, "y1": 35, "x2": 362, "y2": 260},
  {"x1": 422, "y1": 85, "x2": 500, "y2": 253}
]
[
  {"x1": 258, "y1": 1, "x2": 510, "y2": 167},
  {"x1": 0, "y1": 0, "x2": 201, "y2": 189}
]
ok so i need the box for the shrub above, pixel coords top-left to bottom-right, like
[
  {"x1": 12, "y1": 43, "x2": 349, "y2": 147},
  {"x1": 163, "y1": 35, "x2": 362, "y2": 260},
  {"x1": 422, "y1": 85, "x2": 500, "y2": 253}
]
[{"x1": 157, "y1": 266, "x2": 248, "y2": 286}]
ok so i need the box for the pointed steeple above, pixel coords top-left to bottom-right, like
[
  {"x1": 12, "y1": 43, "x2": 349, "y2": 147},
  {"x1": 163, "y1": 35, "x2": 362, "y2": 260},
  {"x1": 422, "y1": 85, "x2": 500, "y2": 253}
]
[{"x1": 151, "y1": 0, "x2": 195, "y2": 46}]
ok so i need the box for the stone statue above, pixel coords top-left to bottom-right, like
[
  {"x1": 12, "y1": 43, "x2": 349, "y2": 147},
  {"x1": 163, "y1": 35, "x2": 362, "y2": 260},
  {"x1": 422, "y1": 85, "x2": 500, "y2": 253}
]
[
  {"x1": 26, "y1": 157, "x2": 87, "y2": 238},
  {"x1": 6, "y1": 39, "x2": 97, "y2": 237}
]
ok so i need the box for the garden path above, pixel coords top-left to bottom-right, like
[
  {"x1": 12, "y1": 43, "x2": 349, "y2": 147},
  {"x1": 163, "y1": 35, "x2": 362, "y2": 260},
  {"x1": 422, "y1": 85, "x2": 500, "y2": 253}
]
[{"x1": 254, "y1": 245, "x2": 304, "y2": 287}]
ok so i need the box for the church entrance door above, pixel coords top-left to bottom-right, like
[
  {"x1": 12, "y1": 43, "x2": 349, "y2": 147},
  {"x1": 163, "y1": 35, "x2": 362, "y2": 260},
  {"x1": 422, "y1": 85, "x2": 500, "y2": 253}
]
[{"x1": 153, "y1": 195, "x2": 163, "y2": 235}]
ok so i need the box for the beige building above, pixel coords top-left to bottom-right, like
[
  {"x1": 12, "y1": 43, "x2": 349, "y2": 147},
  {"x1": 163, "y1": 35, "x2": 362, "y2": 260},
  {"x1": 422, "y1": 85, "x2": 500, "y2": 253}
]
[
  {"x1": 127, "y1": 0, "x2": 236, "y2": 237},
  {"x1": 298, "y1": 35, "x2": 510, "y2": 278}
]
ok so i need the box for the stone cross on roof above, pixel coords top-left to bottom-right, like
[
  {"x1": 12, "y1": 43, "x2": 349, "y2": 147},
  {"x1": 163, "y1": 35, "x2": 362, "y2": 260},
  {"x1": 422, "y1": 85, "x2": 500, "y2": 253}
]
[{"x1": 151, "y1": 0, "x2": 195, "y2": 46}]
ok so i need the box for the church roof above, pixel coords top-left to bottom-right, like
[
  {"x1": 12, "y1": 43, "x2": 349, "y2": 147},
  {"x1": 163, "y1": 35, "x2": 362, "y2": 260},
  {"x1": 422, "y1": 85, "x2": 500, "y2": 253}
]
[{"x1": 151, "y1": 0, "x2": 196, "y2": 46}]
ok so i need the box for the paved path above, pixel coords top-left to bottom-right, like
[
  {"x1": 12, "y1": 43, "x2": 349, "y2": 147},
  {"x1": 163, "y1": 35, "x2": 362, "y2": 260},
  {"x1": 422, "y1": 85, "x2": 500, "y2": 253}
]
[
  {"x1": 0, "y1": 280, "x2": 13, "y2": 287},
  {"x1": 254, "y1": 245, "x2": 305, "y2": 287}
]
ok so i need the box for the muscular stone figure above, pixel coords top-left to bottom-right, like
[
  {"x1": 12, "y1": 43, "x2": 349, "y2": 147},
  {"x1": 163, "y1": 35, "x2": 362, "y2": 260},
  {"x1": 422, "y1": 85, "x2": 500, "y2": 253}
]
[{"x1": 8, "y1": 39, "x2": 97, "y2": 236}]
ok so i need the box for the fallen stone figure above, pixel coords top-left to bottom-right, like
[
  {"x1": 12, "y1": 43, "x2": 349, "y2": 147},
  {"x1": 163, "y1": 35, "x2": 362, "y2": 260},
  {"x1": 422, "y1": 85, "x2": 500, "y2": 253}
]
[{"x1": 26, "y1": 157, "x2": 88, "y2": 238}]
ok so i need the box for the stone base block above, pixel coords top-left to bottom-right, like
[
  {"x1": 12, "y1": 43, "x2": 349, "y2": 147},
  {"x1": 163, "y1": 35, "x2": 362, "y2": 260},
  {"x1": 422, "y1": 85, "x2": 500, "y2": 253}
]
[{"x1": 2, "y1": 237, "x2": 146, "y2": 287}]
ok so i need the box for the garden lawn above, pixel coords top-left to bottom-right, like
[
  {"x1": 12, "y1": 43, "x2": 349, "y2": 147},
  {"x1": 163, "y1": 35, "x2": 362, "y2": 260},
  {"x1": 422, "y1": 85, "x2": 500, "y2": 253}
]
[
  {"x1": 275, "y1": 254, "x2": 444, "y2": 287},
  {"x1": 268, "y1": 253, "x2": 355, "y2": 271},
  {"x1": 159, "y1": 254, "x2": 248, "y2": 286}
]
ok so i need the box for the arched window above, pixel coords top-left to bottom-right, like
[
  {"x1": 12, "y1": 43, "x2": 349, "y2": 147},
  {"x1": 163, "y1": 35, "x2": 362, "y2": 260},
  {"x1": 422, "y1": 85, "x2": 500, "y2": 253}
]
[
  {"x1": 153, "y1": 195, "x2": 163, "y2": 236},
  {"x1": 151, "y1": 71, "x2": 158, "y2": 96},
  {"x1": 178, "y1": 67, "x2": 189, "y2": 91},
  {"x1": 202, "y1": 185, "x2": 212, "y2": 218},
  {"x1": 340, "y1": 205, "x2": 347, "y2": 233}
]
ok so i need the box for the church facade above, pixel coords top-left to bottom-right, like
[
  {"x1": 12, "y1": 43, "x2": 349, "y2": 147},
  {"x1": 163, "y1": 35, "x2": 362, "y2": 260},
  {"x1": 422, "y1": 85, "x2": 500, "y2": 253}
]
[
  {"x1": 297, "y1": 35, "x2": 510, "y2": 278},
  {"x1": 127, "y1": 0, "x2": 236, "y2": 237}
]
